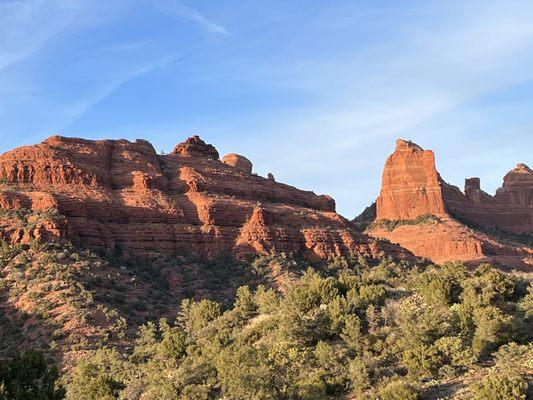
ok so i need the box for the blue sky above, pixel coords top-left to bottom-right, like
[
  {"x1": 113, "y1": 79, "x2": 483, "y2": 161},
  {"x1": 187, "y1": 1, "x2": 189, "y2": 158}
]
[{"x1": 1, "y1": 0, "x2": 532, "y2": 217}]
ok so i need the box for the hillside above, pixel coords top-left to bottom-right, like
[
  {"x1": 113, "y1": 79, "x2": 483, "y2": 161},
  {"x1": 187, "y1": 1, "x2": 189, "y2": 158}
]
[{"x1": 3, "y1": 237, "x2": 531, "y2": 399}]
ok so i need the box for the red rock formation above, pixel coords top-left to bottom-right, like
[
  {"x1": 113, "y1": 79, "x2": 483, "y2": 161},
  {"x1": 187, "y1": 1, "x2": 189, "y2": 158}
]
[
  {"x1": 222, "y1": 153, "x2": 253, "y2": 174},
  {"x1": 0, "y1": 135, "x2": 410, "y2": 262},
  {"x1": 172, "y1": 135, "x2": 219, "y2": 159},
  {"x1": 370, "y1": 139, "x2": 532, "y2": 268},
  {"x1": 376, "y1": 139, "x2": 532, "y2": 234},
  {"x1": 369, "y1": 218, "x2": 532, "y2": 269},
  {"x1": 376, "y1": 139, "x2": 447, "y2": 220},
  {"x1": 444, "y1": 163, "x2": 533, "y2": 234}
]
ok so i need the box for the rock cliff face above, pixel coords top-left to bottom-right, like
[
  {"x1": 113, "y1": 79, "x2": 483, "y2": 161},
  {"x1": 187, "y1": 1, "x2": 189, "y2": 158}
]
[
  {"x1": 444, "y1": 163, "x2": 533, "y2": 234},
  {"x1": 376, "y1": 139, "x2": 533, "y2": 234},
  {"x1": 370, "y1": 139, "x2": 532, "y2": 268},
  {"x1": 0, "y1": 135, "x2": 408, "y2": 261},
  {"x1": 376, "y1": 139, "x2": 447, "y2": 220}
]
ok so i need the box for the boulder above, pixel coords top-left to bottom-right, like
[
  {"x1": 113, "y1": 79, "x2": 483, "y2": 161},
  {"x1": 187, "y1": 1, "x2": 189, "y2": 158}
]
[{"x1": 222, "y1": 153, "x2": 253, "y2": 174}]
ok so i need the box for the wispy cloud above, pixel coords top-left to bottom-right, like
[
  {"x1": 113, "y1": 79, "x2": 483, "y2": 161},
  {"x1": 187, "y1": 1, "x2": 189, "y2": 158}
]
[
  {"x1": 0, "y1": 0, "x2": 171, "y2": 148},
  {"x1": 59, "y1": 55, "x2": 177, "y2": 130},
  {"x1": 153, "y1": 0, "x2": 230, "y2": 35},
  {"x1": 0, "y1": 0, "x2": 76, "y2": 71}
]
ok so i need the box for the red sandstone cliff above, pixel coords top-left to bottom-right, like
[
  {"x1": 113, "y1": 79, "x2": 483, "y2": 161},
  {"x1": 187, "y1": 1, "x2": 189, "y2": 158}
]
[
  {"x1": 376, "y1": 139, "x2": 447, "y2": 220},
  {"x1": 375, "y1": 139, "x2": 532, "y2": 233},
  {"x1": 0, "y1": 135, "x2": 408, "y2": 261},
  {"x1": 444, "y1": 163, "x2": 533, "y2": 234},
  {"x1": 369, "y1": 139, "x2": 532, "y2": 269}
]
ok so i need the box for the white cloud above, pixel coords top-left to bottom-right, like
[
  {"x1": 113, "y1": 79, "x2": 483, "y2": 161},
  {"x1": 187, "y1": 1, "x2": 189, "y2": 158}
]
[{"x1": 153, "y1": 0, "x2": 230, "y2": 35}]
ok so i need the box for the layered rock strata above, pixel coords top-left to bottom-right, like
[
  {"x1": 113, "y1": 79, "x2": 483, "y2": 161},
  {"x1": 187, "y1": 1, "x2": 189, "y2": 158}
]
[
  {"x1": 0, "y1": 135, "x2": 408, "y2": 261},
  {"x1": 370, "y1": 139, "x2": 532, "y2": 268},
  {"x1": 376, "y1": 139, "x2": 532, "y2": 234}
]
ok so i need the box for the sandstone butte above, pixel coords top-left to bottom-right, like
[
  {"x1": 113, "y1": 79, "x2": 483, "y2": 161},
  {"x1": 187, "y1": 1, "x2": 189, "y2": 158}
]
[
  {"x1": 368, "y1": 139, "x2": 533, "y2": 269},
  {"x1": 0, "y1": 135, "x2": 409, "y2": 262}
]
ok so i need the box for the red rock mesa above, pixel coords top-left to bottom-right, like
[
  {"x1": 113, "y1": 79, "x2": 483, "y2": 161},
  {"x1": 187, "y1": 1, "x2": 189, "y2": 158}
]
[{"x1": 0, "y1": 135, "x2": 408, "y2": 261}]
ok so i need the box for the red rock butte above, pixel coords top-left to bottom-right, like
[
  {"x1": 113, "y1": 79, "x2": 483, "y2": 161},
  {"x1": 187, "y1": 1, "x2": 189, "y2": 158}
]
[
  {"x1": 0, "y1": 135, "x2": 409, "y2": 261},
  {"x1": 370, "y1": 139, "x2": 532, "y2": 268},
  {"x1": 376, "y1": 139, "x2": 447, "y2": 220},
  {"x1": 377, "y1": 139, "x2": 533, "y2": 234}
]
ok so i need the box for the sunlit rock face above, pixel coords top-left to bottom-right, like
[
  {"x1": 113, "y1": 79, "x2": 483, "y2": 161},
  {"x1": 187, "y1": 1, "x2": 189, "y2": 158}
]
[
  {"x1": 0, "y1": 135, "x2": 410, "y2": 262},
  {"x1": 369, "y1": 139, "x2": 532, "y2": 269},
  {"x1": 376, "y1": 139, "x2": 447, "y2": 220},
  {"x1": 376, "y1": 139, "x2": 532, "y2": 234}
]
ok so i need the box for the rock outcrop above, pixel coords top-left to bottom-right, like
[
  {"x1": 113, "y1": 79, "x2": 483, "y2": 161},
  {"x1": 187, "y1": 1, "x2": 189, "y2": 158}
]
[
  {"x1": 376, "y1": 139, "x2": 447, "y2": 220},
  {"x1": 369, "y1": 139, "x2": 532, "y2": 269},
  {"x1": 444, "y1": 163, "x2": 533, "y2": 234},
  {"x1": 172, "y1": 135, "x2": 219, "y2": 159},
  {"x1": 222, "y1": 153, "x2": 253, "y2": 174},
  {"x1": 376, "y1": 139, "x2": 533, "y2": 234},
  {"x1": 0, "y1": 135, "x2": 410, "y2": 261}
]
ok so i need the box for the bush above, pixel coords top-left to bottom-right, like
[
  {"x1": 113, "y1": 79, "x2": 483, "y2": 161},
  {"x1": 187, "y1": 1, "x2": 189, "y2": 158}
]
[
  {"x1": 347, "y1": 358, "x2": 370, "y2": 395},
  {"x1": 0, "y1": 350, "x2": 64, "y2": 400},
  {"x1": 470, "y1": 373, "x2": 527, "y2": 400},
  {"x1": 434, "y1": 336, "x2": 475, "y2": 368},
  {"x1": 402, "y1": 344, "x2": 443, "y2": 378},
  {"x1": 178, "y1": 298, "x2": 221, "y2": 336},
  {"x1": 472, "y1": 306, "x2": 518, "y2": 356},
  {"x1": 378, "y1": 380, "x2": 418, "y2": 400},
  {"x1": 372, "y1": 214, "x2": 441, "y2": 231},
  {"x1": 461, "y1": 264, "x2": 515, "y2": 307},
  {"x1": 67, "y1": 349, "x2": 124, "y2": 400}
]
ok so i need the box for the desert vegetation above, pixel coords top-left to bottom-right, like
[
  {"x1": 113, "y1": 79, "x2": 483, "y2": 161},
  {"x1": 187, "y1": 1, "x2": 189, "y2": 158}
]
[
  {"x1": 370, "y1": 214, "x2": 443, "y2": 232},
  {"x1": 0, "y1": 216, "x2": 531, "y2": 399},
  {"x1": 3, "y1": 246, "x2": 529, "y2": 399},
  {"x1": 62, "y1": 258, "x2": 531, "y2": 399}
]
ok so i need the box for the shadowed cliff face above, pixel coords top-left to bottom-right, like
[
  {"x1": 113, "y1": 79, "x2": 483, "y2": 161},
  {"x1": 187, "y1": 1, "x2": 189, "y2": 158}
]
[
  {"x1": 369, "y1": 139, "x2": 532, "y2": 269},
  {"x1": 0, "y1": 135, "x2": 410, "y2": 262},
  {"x1": 444, "y1": 163, "x2": 533, "y2": 234}
]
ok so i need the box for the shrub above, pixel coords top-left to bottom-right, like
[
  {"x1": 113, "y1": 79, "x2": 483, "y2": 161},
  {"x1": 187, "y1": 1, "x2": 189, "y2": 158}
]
[
  {"x1": 347, "y1": 358, "x2": 370, "y2": 395},
  {"x1": 472, "y1": 306, "x2": 518, "y2": 356},
  {"x1": 493, "y1": 343, "x2": 533, "y2": 371},
  {"x1": 359, "y1": 284, "x2": 387, "y2": 306},
  {"x1": 372, "y1": 214, "x2": 441, "y2": 231},
  {"x1": 378, "y1": 380, "x2": 418, "y2": 400},
  {"x1": 341, "y1": 315, "x2": 362, "y2": 354},
  {"x1": 434, "y1": 336, "x2": 475, "y2": 368},
  {"x1": 254, "y1": 285, "x2": 279, "y2": 314},
  {"x1": 0, "y1": 349, "x2": 65, "y2": 400},
  {"x1": 67, "y1": 349, "x2": 124, "y2": 400},
  {"x1": 461, "y1": 265, "x2": 515, "y2": 307},
  {"x1": 470, "y1": 373, "x2": 527, "y2": 400},
  {"x1": 402, "y1": 344, "x2": 443, "y2": 378},
  {"x1": 178, "y1": 298, "x2": 221, "y2": 336}
]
